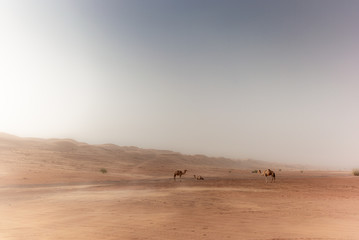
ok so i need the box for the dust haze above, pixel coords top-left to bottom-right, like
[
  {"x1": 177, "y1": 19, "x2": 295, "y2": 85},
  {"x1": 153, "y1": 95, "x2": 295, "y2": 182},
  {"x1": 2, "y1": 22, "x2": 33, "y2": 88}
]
[{"x1": 1, "y1": 133, "x2": 359, "y2": 239}]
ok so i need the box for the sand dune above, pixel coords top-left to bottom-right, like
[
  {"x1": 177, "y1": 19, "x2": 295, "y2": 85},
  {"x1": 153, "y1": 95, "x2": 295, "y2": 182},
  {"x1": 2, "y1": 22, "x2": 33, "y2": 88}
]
[
  {"x1": 0, "y1": 133, "x2": 303, "y2": 184},
  {"x1": 1, "y1": 133, "x2": 359, "y2": 239}
]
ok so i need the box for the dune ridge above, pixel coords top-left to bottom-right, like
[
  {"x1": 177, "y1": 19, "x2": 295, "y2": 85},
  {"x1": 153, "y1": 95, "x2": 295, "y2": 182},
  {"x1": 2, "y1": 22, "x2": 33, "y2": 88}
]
[{"x1": 0, "y1": 132, "x2": 304, "y2": 185}]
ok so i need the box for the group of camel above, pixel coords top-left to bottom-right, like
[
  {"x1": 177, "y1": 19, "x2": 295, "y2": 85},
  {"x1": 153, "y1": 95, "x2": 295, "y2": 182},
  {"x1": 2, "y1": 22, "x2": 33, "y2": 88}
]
[
  {"x1": 173, "y1": 168, "x2": 276, "y2": 183},
  {"x1": 173, "y1": 169, "x2": 204, "y2": 181}
]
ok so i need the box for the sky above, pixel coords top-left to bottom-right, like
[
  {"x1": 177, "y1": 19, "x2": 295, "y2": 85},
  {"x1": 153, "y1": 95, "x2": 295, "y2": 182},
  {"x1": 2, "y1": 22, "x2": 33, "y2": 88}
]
[{"x1": 1, "y1": 0, "x2": 359, "y2": 169}]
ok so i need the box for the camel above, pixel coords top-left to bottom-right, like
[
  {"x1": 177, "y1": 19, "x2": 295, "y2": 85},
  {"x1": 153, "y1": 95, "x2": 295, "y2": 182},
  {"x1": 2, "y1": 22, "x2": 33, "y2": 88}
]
[
  {"x1": 193, "y1": 175, "x2": 204, "y2": 180},
  {"x1": 258, "y1": 169, "x2": 276, "y2": 183},
  {"x1": 173, "y1": 169, "x2": 187, "y2": 180}
]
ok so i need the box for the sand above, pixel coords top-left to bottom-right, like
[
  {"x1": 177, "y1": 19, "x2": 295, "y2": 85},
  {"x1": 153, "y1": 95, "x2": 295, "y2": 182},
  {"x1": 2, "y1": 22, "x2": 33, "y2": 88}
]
[
  {"x1": 1, "y1": 171, "x2": 359, "y2": 240},
  {"x1": 1, "y1": 134, "x2": 359, "y2": 239}
]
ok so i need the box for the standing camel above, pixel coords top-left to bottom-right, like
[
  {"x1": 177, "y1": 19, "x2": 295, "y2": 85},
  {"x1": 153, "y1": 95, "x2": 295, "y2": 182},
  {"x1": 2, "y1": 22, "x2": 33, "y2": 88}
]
[
  {"x1": 193, "y1": 175, "x2": 204, "y2": 180},
  {"x1": 173, "y1": 169, "x2": 187, "y2": 180},
  {"x1": 258, "y1": 169, "x2": 276, "y2": 183}
]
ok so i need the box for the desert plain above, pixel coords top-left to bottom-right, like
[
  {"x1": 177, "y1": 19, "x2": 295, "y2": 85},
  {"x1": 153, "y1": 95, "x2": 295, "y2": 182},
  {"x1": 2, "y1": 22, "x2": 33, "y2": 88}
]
[{"x1": 1, "y1": 133, "x2": 359, "y2": 240}]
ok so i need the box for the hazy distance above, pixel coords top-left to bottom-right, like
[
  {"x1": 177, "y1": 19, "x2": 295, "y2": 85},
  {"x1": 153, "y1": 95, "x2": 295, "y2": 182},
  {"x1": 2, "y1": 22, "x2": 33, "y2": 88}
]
[{"x1": 1, "y1": 0, "x2": 359, "y2": 169}]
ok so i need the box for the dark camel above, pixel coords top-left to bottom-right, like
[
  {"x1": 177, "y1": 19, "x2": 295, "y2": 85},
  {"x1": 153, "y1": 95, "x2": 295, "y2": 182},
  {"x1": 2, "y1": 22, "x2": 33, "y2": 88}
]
[{"x1": 173, "y1": 169, "x2": 187, "y2": 180}]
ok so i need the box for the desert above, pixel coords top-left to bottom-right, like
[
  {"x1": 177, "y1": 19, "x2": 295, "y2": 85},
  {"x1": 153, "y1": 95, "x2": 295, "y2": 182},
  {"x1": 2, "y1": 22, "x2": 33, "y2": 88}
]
[
  {"x1": 1, "y1": 133, "x2": 359, "y2": 240},
  {"x1": 3, "y1": 1, "x2": 359, "y2": 239}
]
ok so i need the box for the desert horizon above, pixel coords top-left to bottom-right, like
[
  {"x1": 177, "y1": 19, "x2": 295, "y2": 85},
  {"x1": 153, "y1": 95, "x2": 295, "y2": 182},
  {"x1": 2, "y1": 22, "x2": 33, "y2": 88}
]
[
  {"x1": 0, "y1": 132, "x2": 349, "y2": 171},
  {"x1": 1, "y1": 133, "x2": 359, "y2": 239}
]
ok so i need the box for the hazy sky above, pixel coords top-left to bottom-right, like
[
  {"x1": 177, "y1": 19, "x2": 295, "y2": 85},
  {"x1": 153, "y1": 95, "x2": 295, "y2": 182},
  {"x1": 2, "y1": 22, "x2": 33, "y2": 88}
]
[{"x1": 1, "y1": 0, "x2": 359, "y2": 168}]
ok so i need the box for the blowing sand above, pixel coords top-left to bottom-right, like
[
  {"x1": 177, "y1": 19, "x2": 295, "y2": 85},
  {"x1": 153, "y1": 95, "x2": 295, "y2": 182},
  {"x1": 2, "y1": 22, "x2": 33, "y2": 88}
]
[
  {"x1": 1, "y1": 171, "x2": 359, "y2": 240},
  {"x1": 1, "y1": 134, "x2": 359, "y2": 239}
]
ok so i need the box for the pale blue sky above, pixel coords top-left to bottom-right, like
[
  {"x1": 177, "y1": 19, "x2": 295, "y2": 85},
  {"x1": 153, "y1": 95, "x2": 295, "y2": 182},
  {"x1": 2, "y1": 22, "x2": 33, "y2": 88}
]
[{"x1": 1, "y1": 0, "x2": 359, "y2": 168}]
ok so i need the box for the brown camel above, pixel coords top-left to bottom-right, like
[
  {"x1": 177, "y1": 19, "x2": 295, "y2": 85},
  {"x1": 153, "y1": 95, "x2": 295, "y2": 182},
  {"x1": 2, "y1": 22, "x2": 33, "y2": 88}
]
[
  {"x1": 193, "y1": 175, "x2": 204, "y2": 180},
  {"x1": 258, "y1": 169, "x2": 276, "y2": 183},
  {"x1": 173, "y1": 169, "x2": 187, "y2": 180}
]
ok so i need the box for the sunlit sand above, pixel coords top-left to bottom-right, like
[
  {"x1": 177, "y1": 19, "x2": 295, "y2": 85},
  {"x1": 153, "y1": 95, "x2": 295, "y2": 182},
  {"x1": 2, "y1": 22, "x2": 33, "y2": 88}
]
[{"x1": 1, "y1": 134, "x2": 359, "y2": 239}]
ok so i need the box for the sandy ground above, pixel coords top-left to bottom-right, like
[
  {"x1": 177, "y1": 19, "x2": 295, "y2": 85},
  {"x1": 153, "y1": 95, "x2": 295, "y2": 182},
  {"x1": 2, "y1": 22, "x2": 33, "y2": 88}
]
[
  {"x1": 1, "y1": 170, "x2": 359, "y2": 240},
  {"x1": 1, "y1": 135, "x2": 358, "y2": 239}
]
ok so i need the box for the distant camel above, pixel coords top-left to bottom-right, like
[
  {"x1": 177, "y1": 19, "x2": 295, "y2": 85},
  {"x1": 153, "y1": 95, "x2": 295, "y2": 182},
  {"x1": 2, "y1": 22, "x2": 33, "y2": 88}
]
[
  {"x1": 174, "y1": 169, "x2": 187, "y2": 180},
  {"x1": 258, "y1": 169, "x2": 276, "y2": 183},
  {"x1": 194, "y1": 175, "x2": 204, "y2": 180}
]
